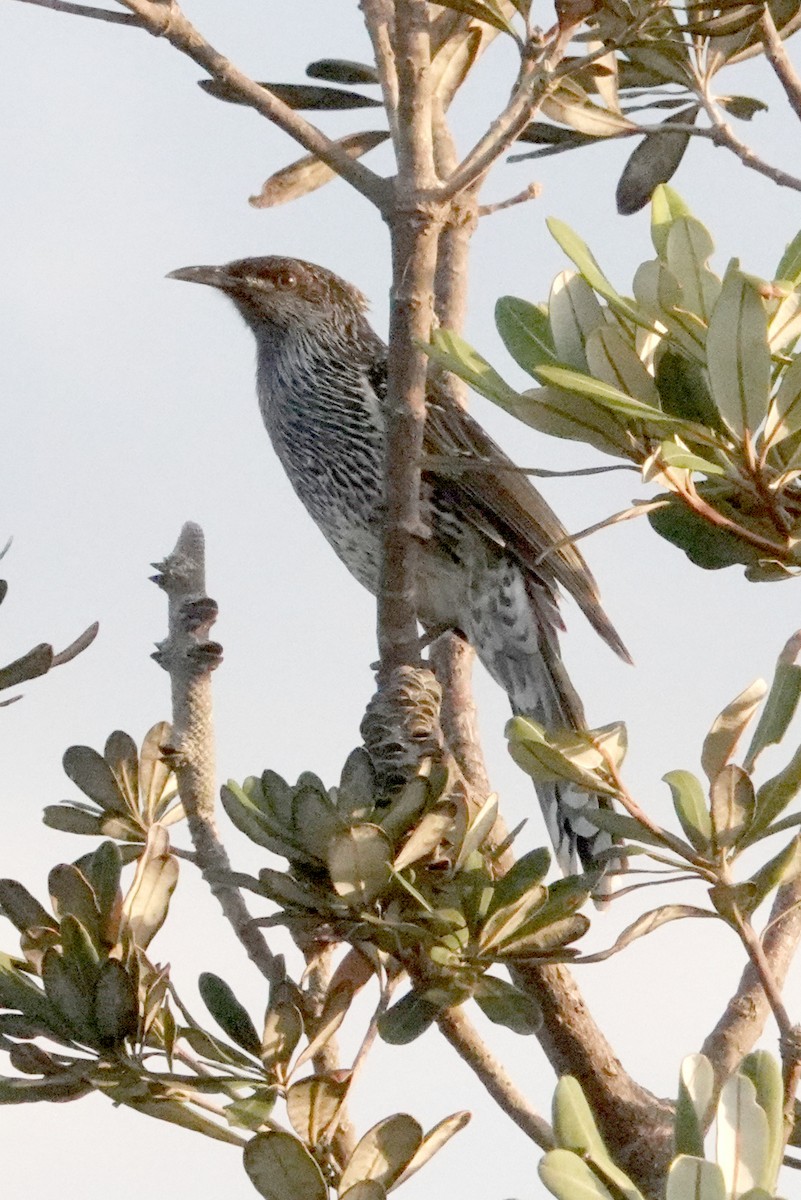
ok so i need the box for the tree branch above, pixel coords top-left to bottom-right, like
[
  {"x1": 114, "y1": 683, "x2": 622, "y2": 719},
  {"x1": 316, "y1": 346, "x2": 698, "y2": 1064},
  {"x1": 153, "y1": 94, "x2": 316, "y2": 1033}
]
[
  {"x1": 760, "y1": 8, "x2": 801, "y2": 124},
  {"x1": 702, "y1": 875, "x2": 801, "y2": 1090},
  {"x1": 112, "y1": 0, "x2": 389, "y2": 209},
  {"x1": 436, "y1": 1004, "x2": 555, "y2": 1150},
  {"x1": 379, "y1": 1, "x2": 443, "y2": 673},
  {"x1": 152, "y1": 522, "x2": 284, "y2": 987},
  {"x1": 10, "y1": 0, "x2": 142, "y2": 24},
  {"x1": 360, "y1": 0, "x2": 400, "y2": 145}
]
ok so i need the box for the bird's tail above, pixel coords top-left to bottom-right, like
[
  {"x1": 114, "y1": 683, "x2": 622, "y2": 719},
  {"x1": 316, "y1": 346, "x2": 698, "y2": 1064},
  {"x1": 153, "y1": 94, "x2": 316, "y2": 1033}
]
[{"x1": 467, "y1": 563, "x2": 617, "y2": 884}]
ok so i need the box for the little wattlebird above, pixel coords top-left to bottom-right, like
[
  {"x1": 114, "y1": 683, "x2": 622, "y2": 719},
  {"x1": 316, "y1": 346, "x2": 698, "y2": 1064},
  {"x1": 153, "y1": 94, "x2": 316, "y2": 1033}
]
[{"x1": 168, "y1": 255, "x2": 630, "y2": 878}]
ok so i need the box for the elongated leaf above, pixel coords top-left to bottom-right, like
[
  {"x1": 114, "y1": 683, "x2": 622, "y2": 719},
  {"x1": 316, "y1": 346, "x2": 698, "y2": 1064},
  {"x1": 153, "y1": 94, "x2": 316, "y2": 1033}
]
[
  {"x1": 706, "y1": 264, "x2": 771, "y2": 436},
  {"x1": 675, "y1": 1054, "x2": 714, "y2": 1157},
  {"x1": 477, "y1": 883, "x2": 548, "y2": 952},
  {"x1": 121, "y1": 826, "x2": 178, "y2": 949},
  {"x1": 429, "y1": 0, "x2": 518, "y2": 34},
  {"x1": 578, "y1": 906, "x2": 716, "y2": 964},
  {"x1": 552, "y1": 1077, "x2": 637, "y2": 1195},
  {"x1": 744, "y1": 636, "x2": 801, "y2": 768},
  {"x1": 666, "y1": 1157, "x2": 725, "y2": 1200},
  {"x1": 250, "y1": 131, "x2": 389, "y2": 208},
  {"x1": 547, "y1": 219, "x2": 643, "y2": 322},
  {"x1": 548, "y1": 271, "x2": 606, "y2": 370},
  {"x1": 199, "y1": 972, "x2": 261, "y2": 1056},
  {"x1": 425, "y1": 328, "x2": 521, "y2": 408},
  {"x1": 0, "y1": 880, "x2": 57, "y2": 934},
  {"x1": 393, "y1": 1111, "x2": 471, "y2": 1187},
  {"x1": 495, "y1": 295, "x2": 558, "y2": 375},
  {"x1": 377, "y1": 991, "x2": 441, "y2": 1045},
  {"x1": 243, "y1": 1131, "x2": 327, "y2": 1200},
  {"x1": 535, "y1": 364, "x2": 684, "y2": 427},
  {"x1": 655, "y1": 351, "x2": 724, "y2": 431},
  {"x1": 472, "y1": 975, "x2": 541, "y2": 1033},
  {"x1": 539, "y1": 1148, "x2": 621, "y2": 1200},
  {"x1": 701, "y1": 680, "x2": 766, "y2": 783},
  {"x1": 41, "y1": 806, "x2": 105, "y2": 837},
  {"x1": 294, "y1": 981, "x2": 356, "y2": 1070},
  {"x1": 62, "y1": 745, "x2": 127, "y2": 814},
  {"x1": 665, "y1": 216, "x2": 720, "y2": 322},
  {"x1": 765, "y1": 355, "x2": 801, "y2": 451},
  {"x1": 200, "y1": 80, "x2": 382, "y2": 109},
  {"x1": 663, "y1": 770, "x2": 712, "y2": 852},
  {"x1": 651, "y1": 185, "x2": 694, "y2": 259},
  {"x1": 510, "y1": 385, "x2": 632, "y2": 457},
  {"x1": 584, "y1": 327, "x2": 662, "y2": 407},
  {"x1": 286, "y1": 1075, "x2": 348, "y2": 1144},
  {"x1": 261, "y1": 1001, "x2": 303, "y2": 1071},
  {"x1": 48, "y1": 865, "x2": 101, "y2": 944},
  {"x1": 41, "y1": 948, "x2": 96, "y2": 1042},
  {"x1": 716, "y1": 1075, "x2": 770, "y2": 1197},
  {"x1": 767, "y1": 288, "x2": 801, "y2": 354},
  {"x1": 740, "y1": 1051, "x2": 784, "y2": 1188},
  {"x1": 742, "y1": 835, "x2": 801, "y2": 911},
  {"x1": 139, "y1": 722, "x2": 175, "y2": 823},
  {"x1": 493, "y1": 913, "x2": 589, "y2": 957},
  {"x1": 752, "y1": 742, "x2": 801, "y2": 835},
  {"x1": 393, "y1": 810, "x2": 453, "y2": 872},
  {"x1": 306, "y1": 59, "x2": 379, "y2": 85},
  {"x1": 489, "y1": 848, "x2": 551, "y2": 913},
  {"x1": 339, "y1": 1115, "x2": 423, "y2": 1193},
  {"x1": 93, "y1": 959, "x2": 138, "y2": 1045},
  {"x1": 616, "y1": 113, "x2": 695, "y2": 216},
  {"x1": 328, "y1": 825, "x2": 392, "y2": 907},
  {"x1": 710, "y1": 765, "x2": 755, "y2": 850}
]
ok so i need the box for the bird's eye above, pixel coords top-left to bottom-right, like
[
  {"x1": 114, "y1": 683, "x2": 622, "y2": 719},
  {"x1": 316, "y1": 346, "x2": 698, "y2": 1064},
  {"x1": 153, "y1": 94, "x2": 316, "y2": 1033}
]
[{"x1": 273, "y1": 269, "x2": 298, "y2": 290}]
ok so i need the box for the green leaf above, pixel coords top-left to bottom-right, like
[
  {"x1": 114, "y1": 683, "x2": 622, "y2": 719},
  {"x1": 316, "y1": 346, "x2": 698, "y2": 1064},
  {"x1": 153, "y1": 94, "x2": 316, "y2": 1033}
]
[
  {"x1": 716, "y1": 1075, "x2": 771, "y2": 1197},
  {"x1": 663, "y1": 770, "x2": 712, "y2": 852},
  {"x1": 665, "y1": 217, "x2": 720, "y2": 322},
  {"x1": 578, "y1": 906, "x2": 716, "y2": 964},
  {"x1": 292, "y1": 784, "x2": 343, "y2": 859},
  {"x1": 742, "y1": 835, "x2": 801, "y2": 911},
  {"x1": 139, "y1": 722, "x2": 176, "y2": 823},
  {"x1": 93, "y1": 959, "x2": 138, "y2": 1045},
  {"x1": 199, "y1": 80, "x2": 382, "y2": 110},
  {"x1": 548, "y1": 271, "x2": 606, "y2": 370},
  {"x1": 425, "y1": 328, "x2": 521, "y2": 408},
  {"x1": 336, "y1": 748, "x2": 377, "y2": 822},
  {"x1": 477, "y1": 882, "x2": 548, "y2": 953},
  {"x1": 286, "y1": 1075, "x2": 348, "y2": 1144},
  {"x1": 48, "y1": 864, "x2": 102, "y2": 944},
  {"x1": 510, "y1": 386, "x2": 632, "y2": 457},
  {"x1": 651, "y1": 185, "x2": 694, "y2": 259},
  {"x1": 224, "y1": 1089, "x2": 279, "y2": 1132},
  {"x1": 752, "y1": 741, "x2": 801, "y2": 835},
  {"x1": 579, "y1": 808, "x2": 674, "y2": 849},
  {"x1": 121, "y1": 827, "x2": 178, "y2": 949},
  {"x1": 495, "y1": 296, "x2": 558, "y2": 376},
  {"x1": 655, "y1": 351, "x2": 724, "y2": 431},
  {"x1": 656, "y1": 440, "x2": 724, "y2": 476},
  {"x1": 294, "y1": 981, "x2": 357, "y2": 1070},
  {"x1": 488, "y1": 848, "x2": 552, "y2": 914},
  {"x1": 198, "y1": 972, "x2": 261, "y2": 1056},
  {"x1": 0, "y1": 880, "x2": 57, "y2": 934},
  {"x1": 666, "y1": 1157, "x2": 725, "y2": 1200},
  {"x1": 243, "y1": 1131, "x2": 327, "y2": 1200},
  {"x1": 62, "y1": 745, "x2": 128, "y2": 814},
  {"x1": 339, "y1": 1114, "x2": 423, "y2": 1193},
  {"x1": 260, "y1": 1001, "x2": 303, "y2": 1071},
  {"x1": 710, "y1": 765, "x2": 755, "y2": 850},
  {"x1": 328, "y1": 824, "x2": 392, "y2": 907},
  {"x1": 81, "y1": 840, "x2": 123, "y2": 936},
  {"x1": 776, "y1": 229, "x2": 801, "y2": 285},
  {"x1": 702, "y1": 680, "x2": 767, "y2": 782},
  {"x1": 765, "y1": 355, "x2": 801, "y2": 450},
  {"x1": 744, "y1": 639, "x2": 801, "y2": 768},
  {"x1": 706, "y1": 264, "x2": 771, "y2": 437},
  {"x1": 393, "y1": 809, "x2": 453, "y2": 872},
  {"x1": 553, "y1": 1077, "x2": 640, "y2": 1196},
  {"x1": 675, "y1": 1054, "x2": 714, "y2": 1157},
  {"x1": 392, "y1": 1111, "x2": 471, "y2": 1187},
  {"x1": 340, "y1": 1185, "x2": 386, "y2": 1200},
  {"x1": 493, "y1": 913, "x2": 589, "y2": 957},
  {"x1": 472, "y1": 975, "x2": 542, "y2": 1033},
  {"x1": 584, "y1": 327, "x2": 662, "y2": 407},
  {"x1": 739, "y1": 1051, "x2": 784, "y2": 1189},
  {"x1": 647, "y1": 499, "x2": 760, "y2": 570},
  {"x1": 305, "y1": 59, "x2": 379, "y2": 85},
  {"x1": 41, "y1": 948, "x2": 96, "y2": 1042},
  {"x1": 547, "y1": 219, "x2": 643, "y2": 323},
  {"x1": 539, "y1": 1148, "x2": 626, "y2": 1200},
  {"x1": 378, "y1": 990, "x2": 441, "y2": 1045},
  {"x1": 767, "y1": 289, "x2": 801, "y2": 355},
  {"x1": 616, "y1": 114, "x2": 694, "y2": 217},
  {"x1": 535, "y1": 364, "x2": 683, "y2": 427}
]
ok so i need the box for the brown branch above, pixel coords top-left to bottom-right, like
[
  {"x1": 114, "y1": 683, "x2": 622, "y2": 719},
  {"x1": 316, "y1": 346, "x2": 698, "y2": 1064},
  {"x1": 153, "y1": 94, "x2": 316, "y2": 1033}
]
[
  {"x1": 10, "y1": 0, "x2": 142, "y2": 24},
  {"x1": 760, "y1": 8, "x2": 801, "y2": 124},
  {"x1": 302, "y1": 944, "x2": 357, "y2": 1164},
  {"x1": 113, "y1": 0, "x2": 389, "y2": 210},
  {"x1": 697, "y1": 82, "x2": 801, "y2": 194},
  {"x1": 152, "y1": 522, "x2": 284, "y2": 986},
  {"x1": 703, "y1": 875, "x2": 801, "y2": 1097},
  {"x1": 436, "y1": 1005, "x2": 556, "y2": 1150},
  {"x1": 360, "y1": 0, "x2": 400, "y2": 144},
  {"x1": 379, "y1": 1, "x2": 443, "y2": 673},
  {"x1": 518, "y1": 960, "x2": 674, "y2": 1199}
]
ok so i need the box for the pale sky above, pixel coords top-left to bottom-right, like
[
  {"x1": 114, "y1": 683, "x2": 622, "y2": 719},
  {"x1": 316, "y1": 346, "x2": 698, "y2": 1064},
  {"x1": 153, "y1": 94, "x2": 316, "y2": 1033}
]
[{"x1": 4, "y1": 3, "x2": 801, "y2": 1197}]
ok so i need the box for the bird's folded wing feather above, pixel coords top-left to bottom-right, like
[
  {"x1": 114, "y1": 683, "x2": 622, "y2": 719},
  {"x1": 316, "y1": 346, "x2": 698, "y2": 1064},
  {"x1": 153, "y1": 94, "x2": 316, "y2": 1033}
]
[{"x1": 423, "y1": 392, "x2": 631, "y2": 664}]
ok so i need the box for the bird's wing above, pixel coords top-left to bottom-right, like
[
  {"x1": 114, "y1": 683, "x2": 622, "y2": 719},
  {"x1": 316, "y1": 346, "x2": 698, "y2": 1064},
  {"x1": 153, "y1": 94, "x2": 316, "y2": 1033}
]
[{"x1": 423, "y1": 391, "x2": 632, "y2": 664}]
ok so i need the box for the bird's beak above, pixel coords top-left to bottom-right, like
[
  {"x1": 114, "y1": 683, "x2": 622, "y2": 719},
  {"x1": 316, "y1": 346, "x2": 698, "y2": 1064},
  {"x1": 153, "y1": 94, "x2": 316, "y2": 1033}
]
[{"x1": 166, "y1": 264, "x2": 232, "y2": 290}]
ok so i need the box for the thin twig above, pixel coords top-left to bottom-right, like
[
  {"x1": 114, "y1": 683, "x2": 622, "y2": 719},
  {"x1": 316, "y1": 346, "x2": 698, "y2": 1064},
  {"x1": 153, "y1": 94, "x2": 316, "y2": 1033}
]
[
  {"x1": 760, "y1": 8, "x2": 801, "y2": 124},
  {"x1": 115, "y1": 0, "x2": 389, "y2": 210},
  {"x1": 11, "y1": 0, "x2": 142, "y2": 24},
  {"x1": 436, "y1": 1004, "x2": 556, "y2": 1150}
]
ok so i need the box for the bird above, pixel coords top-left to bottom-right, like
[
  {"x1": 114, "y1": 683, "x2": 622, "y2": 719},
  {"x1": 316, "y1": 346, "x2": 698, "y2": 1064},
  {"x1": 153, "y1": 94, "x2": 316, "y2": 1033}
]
[{"x1": 168, "y1": 255, "x2": 630, "y2": 878}]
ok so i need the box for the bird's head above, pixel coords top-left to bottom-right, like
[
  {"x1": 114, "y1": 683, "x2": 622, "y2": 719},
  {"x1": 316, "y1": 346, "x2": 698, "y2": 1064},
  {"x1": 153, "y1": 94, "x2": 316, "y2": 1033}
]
[{"x1": 167, "y1": 256, "x2": 371, "y2": 343}]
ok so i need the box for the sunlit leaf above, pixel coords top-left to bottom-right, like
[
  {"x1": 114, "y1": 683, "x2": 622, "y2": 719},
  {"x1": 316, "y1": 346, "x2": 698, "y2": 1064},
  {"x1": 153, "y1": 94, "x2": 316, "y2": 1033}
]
[
  {"x1": 706, "y1": 264, "x2": 771, "y2": 437},
  {"x1": 663, "y1": 770, "x2": 712, "y2": 852},
  {"x1": 701, "y1": 680, "x2": 767, "y2": 783},
  {"x1": 243, "y1": 1131, "x2": 327, "y2": 1200},
  {"x1": 339, "y1": 1114, "x2": 423, "y2": 1193},
  {"x1": 286, "y1": 1075, "x2": 348, "y2": 1144},
  {"x1": 675, "y1": 1054, "x2": 714, "y2": 1157}
]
